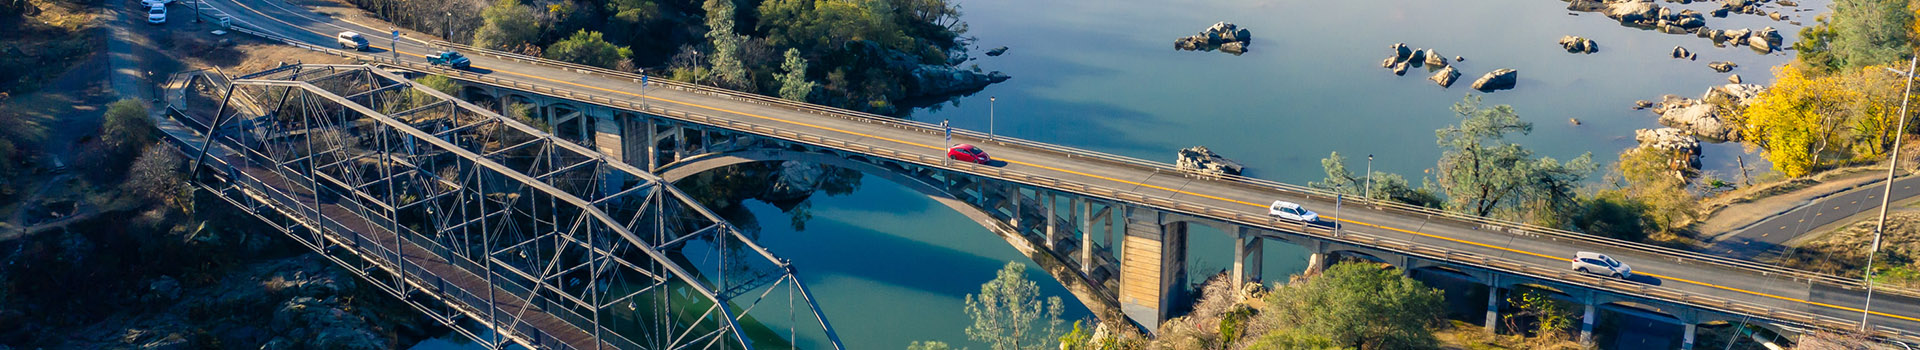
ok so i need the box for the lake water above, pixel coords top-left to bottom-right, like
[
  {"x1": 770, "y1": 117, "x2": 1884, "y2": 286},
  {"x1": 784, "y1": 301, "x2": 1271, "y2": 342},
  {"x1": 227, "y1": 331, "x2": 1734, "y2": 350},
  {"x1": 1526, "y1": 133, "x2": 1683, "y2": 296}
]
[{"x1": 415, "y1": 0, "x2": 1829, "y2": 349}]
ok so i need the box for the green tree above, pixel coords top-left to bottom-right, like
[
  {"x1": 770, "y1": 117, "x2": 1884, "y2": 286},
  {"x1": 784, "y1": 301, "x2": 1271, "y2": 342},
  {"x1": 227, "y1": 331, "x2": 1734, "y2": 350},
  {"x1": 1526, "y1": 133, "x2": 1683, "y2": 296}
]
[
  {"x1": 545, "y1": 30, "x2": 632, "y2": 69},
  {"x1": 704, "y1": 0, "x2": 751, "y2": 89},
  {"x1": 1796, "y1": 14, "x2": 1842, "y2": 72},
  {"x1": 414, "y1": 74, "x2": 461, "y2": 95},
  {"x1": 964, "y1": 261, "x2": 1065, "y2": 350},
  {"x1": 1829, "y1": 0, "x2": 1913, "y2": 71},
  {"x1": 1309, "y1": 151, "x2": 1442, "y2": 207},
  {"x1": 473, "y1": 0, "x2": 541, "y2": 51},
  {"x1": 1434, "y1": 95, "x2": 1595, "y2": 223},
  {"x1": 1261, "y1": 262, "x2": 1443, "y2": 349},
  {"x1": 1503, "y1": 288, "x2": 1575, "y2": 339},
  {"x1": 777, "y1": 48, "x2": 817, "y2": 102}
]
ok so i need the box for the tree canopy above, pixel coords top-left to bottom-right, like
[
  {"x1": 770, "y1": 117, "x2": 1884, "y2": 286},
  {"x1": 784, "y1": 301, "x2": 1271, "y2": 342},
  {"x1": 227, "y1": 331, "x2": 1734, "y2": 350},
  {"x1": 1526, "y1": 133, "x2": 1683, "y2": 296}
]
[
  {"x1": 1434, "y1": 95, "x2": 1595, "y2": 223},
  {"x1": 545, "y1": 30, "x2": 633, "y2": 69},
  {"x1": 473, "y1": 0, "x2": 540, "y2": 52},
  {"x1": 1260, "y1": 263, "x2": 1444, "y2": 350},
  {"x1": 964, "y1": 261, "x2": 1065, "y2": 350}
]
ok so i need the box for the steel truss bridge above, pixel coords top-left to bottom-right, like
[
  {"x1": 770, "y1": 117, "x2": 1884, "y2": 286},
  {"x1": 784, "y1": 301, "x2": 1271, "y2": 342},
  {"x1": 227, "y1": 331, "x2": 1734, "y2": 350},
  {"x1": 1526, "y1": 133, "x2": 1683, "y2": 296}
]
[{"x1": 159, "y1": 65, "x2": 842, "y2": 350}]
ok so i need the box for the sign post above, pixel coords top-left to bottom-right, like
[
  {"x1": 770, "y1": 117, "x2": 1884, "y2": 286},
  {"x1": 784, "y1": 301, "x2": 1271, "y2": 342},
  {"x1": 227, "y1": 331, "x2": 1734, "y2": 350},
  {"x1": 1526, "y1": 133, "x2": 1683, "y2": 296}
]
[
  {"x1": 391, "y1": 30, "x2": 400, "y2": 61},
  {"x1": 941, "y1": 119, "x2": 951, "y2": 165}
]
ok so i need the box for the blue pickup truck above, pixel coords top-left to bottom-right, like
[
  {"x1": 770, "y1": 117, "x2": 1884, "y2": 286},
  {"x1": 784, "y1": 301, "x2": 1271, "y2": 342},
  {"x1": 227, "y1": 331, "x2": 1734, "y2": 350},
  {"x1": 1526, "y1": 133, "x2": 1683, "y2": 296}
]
[{"x1": 425, "y1": 51, "x2": 471, "y2": 69}]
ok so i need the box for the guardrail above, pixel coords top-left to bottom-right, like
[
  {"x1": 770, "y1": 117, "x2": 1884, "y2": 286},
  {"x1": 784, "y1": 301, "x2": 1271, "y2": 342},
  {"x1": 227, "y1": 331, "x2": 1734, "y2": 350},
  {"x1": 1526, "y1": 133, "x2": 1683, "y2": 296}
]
[
  {"x1": 415, "y1": 40, "x2": 1902, "y2": 297},
  {"x1": 213, "y1": 28, "x2": 1920, "y2": 340}
]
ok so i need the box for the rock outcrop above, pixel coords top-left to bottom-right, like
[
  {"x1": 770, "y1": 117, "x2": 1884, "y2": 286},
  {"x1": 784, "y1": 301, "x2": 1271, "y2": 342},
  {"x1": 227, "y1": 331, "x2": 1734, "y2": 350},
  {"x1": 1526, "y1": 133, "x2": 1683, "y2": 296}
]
[
  {"x1": 1708, "y1": 61, "x2": 1737, "y2": 73},
  {"x1": 1672, "y1": 46, "x2": 1696, "y2": 60},
  {"x1": 1424, "y1": 49, "x2": 1449, "y2": 68},
  {"x1": 1729, "y1": 74, "x2": 1742, "y2": 84},
  {"x1": 908, "y1": 65, "x2": 1011, "y2": 98},
  {"x1": 1659, "y1": 103, "x2": 1738, "y2": 141},
  {"x1": 1560, "y1": 36, "x2": 1599, "y2": 54},
  {"x1": 1176, "y1": 146, "x2": 1245, "y2": 176},
  {"x1": 1634, "y1": 127, "x2": 1703, "y2": 167},
  {"x1": 1175, "y1": 22, "x2": 1253, "y2": 54},
  {"x1": 986, "y1": 46, "x2": 1008, "y2": 56},
  {"x1": 1472, "y1": 69, "x2": 1519, "y2": 92},
  {"x1": 1431, "y1": 66, "x2": 1461, "y2": 88},
  {"x1": 1749, "y1": 26, "x2": 1783, "y2": 52}
]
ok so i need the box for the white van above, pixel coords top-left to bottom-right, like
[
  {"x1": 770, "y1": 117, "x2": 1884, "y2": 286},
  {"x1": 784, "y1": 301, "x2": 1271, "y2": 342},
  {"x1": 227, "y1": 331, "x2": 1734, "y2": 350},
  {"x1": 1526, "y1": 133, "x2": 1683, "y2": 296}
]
[{"x1": 337, "y1": 31, "x2": 369, "y2": 51}]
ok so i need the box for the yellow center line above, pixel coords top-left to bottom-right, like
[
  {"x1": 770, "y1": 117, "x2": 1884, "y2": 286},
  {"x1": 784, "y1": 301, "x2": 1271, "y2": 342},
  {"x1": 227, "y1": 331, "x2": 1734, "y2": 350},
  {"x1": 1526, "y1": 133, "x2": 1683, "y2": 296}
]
[{"x1": 227, "y1": 0, "x2": 1920, "y2": 324}]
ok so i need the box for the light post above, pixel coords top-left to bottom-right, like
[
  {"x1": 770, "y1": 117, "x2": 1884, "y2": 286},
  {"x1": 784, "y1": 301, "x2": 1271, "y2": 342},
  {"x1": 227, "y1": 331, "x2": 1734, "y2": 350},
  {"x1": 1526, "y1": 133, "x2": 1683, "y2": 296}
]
[
  {"x1": 1865, "y1": 53, "x2": 1919, "y2": 330},
  {"x1": 445, "y1": 12, "x2": 453, "y2": 41},
  {"x1": 988, "y1": 96, "x2": 996, "y2": 142},
  {"x1": 1365, "y1": 154, "x2": 1374, "y2": 201}
]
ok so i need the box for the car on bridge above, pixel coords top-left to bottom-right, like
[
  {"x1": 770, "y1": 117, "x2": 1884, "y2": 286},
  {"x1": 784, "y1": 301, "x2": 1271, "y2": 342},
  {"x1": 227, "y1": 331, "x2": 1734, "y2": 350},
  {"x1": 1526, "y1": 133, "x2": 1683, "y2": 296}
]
[
  {"x1": 426, "y1": 51, "x2": 471, "y2": 69},
  {"x1": 1267, "y1": 201, "x2": 1319, "y2": 223},
  {"x1": 947, "y1": 144, "x2": 992, "y2": 164},
  {"x1": 1572, "y1": 251, "x2": 1633, "y2": 279},
  {"x1": 336, "y1": 31, "x2": 369, "y2": 51},
  {"x1": 146, "y1": 5, "x2": 166, "y2": 24}
]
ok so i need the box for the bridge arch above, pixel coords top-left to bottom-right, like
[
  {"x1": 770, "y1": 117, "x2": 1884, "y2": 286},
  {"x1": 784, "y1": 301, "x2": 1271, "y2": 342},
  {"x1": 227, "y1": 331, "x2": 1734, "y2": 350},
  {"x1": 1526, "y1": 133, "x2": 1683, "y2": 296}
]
[{"x1": 654, "y1": 147, "x2": 1126, "y2": 320}]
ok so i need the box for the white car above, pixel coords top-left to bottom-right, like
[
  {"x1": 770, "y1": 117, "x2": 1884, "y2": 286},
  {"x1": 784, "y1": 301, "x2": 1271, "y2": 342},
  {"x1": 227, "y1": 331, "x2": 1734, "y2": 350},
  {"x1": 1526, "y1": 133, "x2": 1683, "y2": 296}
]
[
  {"x1": 1267, "y1": 200, "x2": 1319, "y2": 223},
  {"x1": 142, "y1": 0, "x2": 171, "y2": 8},
  {"x1": 146, "y1": 6, "x2": 166, "y2": 24},
  {"x1": 1571, "y1": 251, "x2": 1633, "y2": 279}
]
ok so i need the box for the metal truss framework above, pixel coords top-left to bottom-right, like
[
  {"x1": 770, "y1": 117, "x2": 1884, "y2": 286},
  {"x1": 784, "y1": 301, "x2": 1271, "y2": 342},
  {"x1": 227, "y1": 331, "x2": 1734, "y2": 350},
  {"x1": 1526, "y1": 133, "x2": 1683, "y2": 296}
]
[{"x1": 181, "y1": 64, "x2": 841, "y2": 350}]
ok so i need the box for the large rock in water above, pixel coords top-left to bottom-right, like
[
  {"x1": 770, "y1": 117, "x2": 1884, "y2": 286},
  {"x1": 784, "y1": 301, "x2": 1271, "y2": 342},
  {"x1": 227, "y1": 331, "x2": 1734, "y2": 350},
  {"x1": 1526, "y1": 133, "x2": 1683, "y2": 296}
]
[
  {"x1": 1606, "y1": 0, "x2": 1660, "y2": 23},
  {"x1": 1635, "y1": 128, "x2": 1701, "y2": 156},
  {"x1": 908, "y1": 65, "x2": 1011, "y2": 98},
  {"x1": 1705, "y1": 83, "x2": 1765, "y2": 107},
  {"x1": 1708, "y1": 61, "x2": 1737, "y2": 73},
  {"x1": 1175, "y1": 21, "x2": 1253, "y2": 53},
  {"x1": 1750, "y1": 26, "x2": 1783, "y2": 52},
  {"x1": 1430, "y1": 66, "x2": 1461, "y2": 88},
  {"x1": 1672, "y1": 45, "x2": 1695, "y2": 60},
  {"x1": 1659, "y1": 103, "x2": 1739, "y2": 142},
  {"x1": 1176, "y1": 146, "x2": 1245, "y2": 176},
  {"x1": 1424, "y1": 49, "x2": 1448, "y2": 68},
  {"x1": 1560, "y1": 35, "x2": 1599, "y2": 53},
  {"x1": 1472, "y1": 69, "x2": 1519, "y2": 92}
]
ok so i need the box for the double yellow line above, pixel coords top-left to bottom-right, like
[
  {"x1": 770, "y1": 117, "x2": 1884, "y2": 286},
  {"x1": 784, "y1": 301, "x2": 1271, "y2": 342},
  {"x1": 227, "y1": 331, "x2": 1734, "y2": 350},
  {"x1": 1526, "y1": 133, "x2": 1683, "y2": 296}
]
[{"x1": 216, "y1": 0, "x2": 1920, "y2": 324}]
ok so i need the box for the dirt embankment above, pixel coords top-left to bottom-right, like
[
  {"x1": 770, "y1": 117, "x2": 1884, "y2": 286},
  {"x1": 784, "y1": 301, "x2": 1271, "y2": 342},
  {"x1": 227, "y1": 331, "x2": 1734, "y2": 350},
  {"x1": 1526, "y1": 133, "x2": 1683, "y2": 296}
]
[{"x1": 1769, "y1": 212, "x2": 1920, "y2": 287}]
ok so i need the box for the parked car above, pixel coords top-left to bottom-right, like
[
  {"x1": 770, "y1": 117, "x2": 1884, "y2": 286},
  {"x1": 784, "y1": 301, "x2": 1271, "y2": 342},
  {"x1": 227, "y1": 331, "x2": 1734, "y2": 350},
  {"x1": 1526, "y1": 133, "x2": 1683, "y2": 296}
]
[
  {"x1": 146, "y1": 6, "x2": 166, "y2": 24},
  {"x1": 141, "y1": 0, "x2": 171, "y2": 8},
  {"x1": 1266, "y1": 200, "x2": 1319, "y2": 223},
  {"x1": 1571, "y1": 251, "x2": 1633, "y2": 279},
  {"x1": 946, "y1": 144, "x2": 992, "y2": 164},
  {"x1": 425, "y1": 51, "x2": 471, "y2": 69},
  {"x1": 336, "y1": 31, "x2": 369, "y2": 51}
]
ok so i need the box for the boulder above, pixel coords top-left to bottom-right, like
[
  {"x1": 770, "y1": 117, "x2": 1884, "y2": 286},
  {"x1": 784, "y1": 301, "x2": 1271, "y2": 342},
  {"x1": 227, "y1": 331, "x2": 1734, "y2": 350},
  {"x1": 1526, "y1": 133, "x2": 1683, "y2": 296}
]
[
  {"x1": 1729, "y1": 74, "x2": 1742, "y2": 84},
  {"x1": 1708, "y1": 61, "x2": 1737, "y2": 73},
  {"x1": 1672, "y1": 45, "x2": 1696, "y2": 60},
  {"x1": 1749, "y1": 35, "x2": 1775, "y2": 52},
  {"x1": 1392, "y1": 61, "x2": 1410, "y2": 76},
  {"x1": 1659, "y1": 103, "x2": 1739, "y2": 141},
  {"x1": 1723, "y1": 28, "x2": 1752, "y2": 43},
  {"x1": 1220, "y1": 42, "x2": 1247, "y2": 54},
  {"x1": 1472, "y1": 69, "x2": 1519, "y2": 92},
  {"x1": 1455, "y1": 55, "x2": 1465, "y2": 62},
  {"x1": 1381, "y1": 57, "x2": 1396, "y2": 69},
  {"x1": 1769, "y1": 11, "x2": 1785, "y2": 21},
  {"x1": 1756, "y1": 26, "x2": 1783, "y2": 47},
  {"x1": 985, "y1": 46, "x2": 1008, "y2": 56},
  {"x1": 1634, "y1": 100, "x2": 1655, "y2": 110},
  {"x1": 1424, "y1": 49, "x2": 1448, "y2": 68},
  {"x1": 1560, "y1": 35, "x2": 1599, "y2": 53},
  {"x1": 1430, "y1": 66, "x2": 1461, "y2": 88},
  {"x1": 1705, "y1": 83, "x2": 1765, "y2": 107},
  {"x1": 1176, "y1": 146, "x2": 1245, "y2": 176},
  {"x1": 1567, "y1": 0, "x2": 1608, "y2": 12},
  {"x1": 1635, "y1": 128, "x2": 1703, "y2": 159},
  {"x1": 1710, "y1": 7, "x2": 1730, "y2": 17},
  {"x1": 1607, "y1": 1, "x2": 1660, "y2": 23},
  {"x1": 1391, "y1": 43, "x2": 1412, "y2": 63},
  {"x1": 1408, "y1": 48, "x2": 1428, "y2": 67}
]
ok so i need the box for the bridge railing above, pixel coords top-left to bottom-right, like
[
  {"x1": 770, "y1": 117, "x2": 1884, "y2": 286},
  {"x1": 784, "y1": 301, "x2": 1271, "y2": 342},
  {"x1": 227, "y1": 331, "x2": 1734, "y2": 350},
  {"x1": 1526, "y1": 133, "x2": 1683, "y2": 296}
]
[
  {"x1": 344, "y1": 58, "x2": 1920, "y2": 341},
  {"x1": 410, "y1": 39, "x2": 1906, "y2": 298},
  {"x1": 211, "y1": 27, "x2": 1919, "y2": 339}
]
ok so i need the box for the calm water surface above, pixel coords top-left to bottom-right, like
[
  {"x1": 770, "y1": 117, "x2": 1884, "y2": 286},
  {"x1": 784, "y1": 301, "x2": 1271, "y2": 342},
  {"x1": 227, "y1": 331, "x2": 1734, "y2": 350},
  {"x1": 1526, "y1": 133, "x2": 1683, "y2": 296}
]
[{"x1": 418, "y1": 0, "x2": 1830, "y2": 348}]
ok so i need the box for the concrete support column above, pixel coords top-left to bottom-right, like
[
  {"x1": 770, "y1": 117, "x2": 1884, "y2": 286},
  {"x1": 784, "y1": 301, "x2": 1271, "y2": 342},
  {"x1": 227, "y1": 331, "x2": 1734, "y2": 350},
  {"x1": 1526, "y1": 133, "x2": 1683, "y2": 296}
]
[
  {"x1": 1010, "y1": 186, "x2": 1022, "y2": 233},
  {"x1": 643, "y1": 118, "x2": 657, "y2": 171},
  {"x1": 1306, "y1": 253, "x2": 1329, "y2": 275},
  {"x1": 1484, "y1": 285, "x2": 1502, "y2": 332},
  {"x1": 1681, "y1": 323, "x2": 1696, "y2": 350},
  {"x1": 1079, "y1": 199, "x2": 1093, "y2": 275},
  {"x1": 1579, "y1": 303, "x2": 1596, "y2": 345},
  {"x1": 1118, "y1": 208, "x2": 1186, "y2": 332},
  {"x1": 1233, "y1": 228, "x2": 1263, "y2": 285},
  {"x1": 593, "y1": 114, "x2": 622, "y2": 163},
  {"x1": 1044, "y1": 193, "x2": 1056, "y2": 249}
]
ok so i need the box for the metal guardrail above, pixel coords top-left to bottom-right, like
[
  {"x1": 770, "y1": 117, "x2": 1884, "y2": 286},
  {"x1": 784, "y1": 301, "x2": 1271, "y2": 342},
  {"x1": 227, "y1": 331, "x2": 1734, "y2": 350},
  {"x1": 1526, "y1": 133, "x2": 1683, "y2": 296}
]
[
  {"x1": 214, "y1": 27, "x2": 1920, "y2": 340},
  {"x1": 416, "y1": 40, "x2": 1902, "y2": 297}
]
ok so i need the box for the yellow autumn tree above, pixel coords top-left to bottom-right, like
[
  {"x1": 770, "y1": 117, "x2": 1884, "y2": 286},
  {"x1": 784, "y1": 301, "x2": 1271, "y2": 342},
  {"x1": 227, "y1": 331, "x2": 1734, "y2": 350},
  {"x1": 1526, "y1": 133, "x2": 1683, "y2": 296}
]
[{"x1": 1743, "y1": 64, "x2": 1861, "y2": 177}]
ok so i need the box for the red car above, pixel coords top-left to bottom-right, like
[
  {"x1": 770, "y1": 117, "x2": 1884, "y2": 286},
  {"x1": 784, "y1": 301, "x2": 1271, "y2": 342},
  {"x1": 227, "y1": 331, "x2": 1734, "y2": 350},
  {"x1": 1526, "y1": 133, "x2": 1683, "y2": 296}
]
[{"x1": 947, "y1": 144, "x2": 993, "y2": 164}]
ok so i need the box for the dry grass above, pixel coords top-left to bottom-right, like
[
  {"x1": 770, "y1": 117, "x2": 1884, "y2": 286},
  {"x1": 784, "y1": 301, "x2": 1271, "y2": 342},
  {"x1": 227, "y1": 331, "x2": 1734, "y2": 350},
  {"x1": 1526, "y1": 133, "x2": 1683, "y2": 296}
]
[
  {"x1": 1769, "y1": 212, "x2": 1920, "y2": 287},
  {"x1": 1434, "y1": 321, "x2": 1586, "y2": 350},
  {"x1": 0, "y1": 0, "x2": 101, "y2": 95}
]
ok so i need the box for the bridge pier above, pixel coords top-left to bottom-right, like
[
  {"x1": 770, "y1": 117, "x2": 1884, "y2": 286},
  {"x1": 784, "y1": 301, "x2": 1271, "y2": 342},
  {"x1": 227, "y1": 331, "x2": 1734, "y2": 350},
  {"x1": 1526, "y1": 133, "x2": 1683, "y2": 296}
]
[
  {"x1": 1681, "y1": 323, "x2": 1696, "y2": 350},
  {"x1": 1119, "y1": 208, "x2": 1188, "y2": 331},
  {"x1": 1580, "y1": 302, "x2": 1596, "y2": 345},
  {"x1": 1486, "y1": 275, "x2": 1503, "y2": 332},
  {"x1": 1233, "y1": 227, "x2": 1262, "y2": 285}
]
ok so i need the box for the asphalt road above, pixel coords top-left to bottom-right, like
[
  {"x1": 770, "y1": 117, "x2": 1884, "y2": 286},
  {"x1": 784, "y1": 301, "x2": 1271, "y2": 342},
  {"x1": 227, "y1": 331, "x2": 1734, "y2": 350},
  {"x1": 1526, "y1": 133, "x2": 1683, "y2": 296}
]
[
  {"x1": 1710, "y1": 175, "x2": 1920, "y2": 259},
  {"x1": 187, "y1": 0, "x2": 1920, "y2": 337}
]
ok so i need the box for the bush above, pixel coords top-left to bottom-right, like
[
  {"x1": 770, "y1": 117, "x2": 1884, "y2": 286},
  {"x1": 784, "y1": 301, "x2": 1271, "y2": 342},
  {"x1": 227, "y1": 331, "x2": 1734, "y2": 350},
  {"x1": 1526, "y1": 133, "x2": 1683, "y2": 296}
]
[
  {"x1": 1260, "y1": 263, "x2": 1444, "y2": 349},
  {"x1": 76, "y1": 99, "x2": 156, "y2": 183}
]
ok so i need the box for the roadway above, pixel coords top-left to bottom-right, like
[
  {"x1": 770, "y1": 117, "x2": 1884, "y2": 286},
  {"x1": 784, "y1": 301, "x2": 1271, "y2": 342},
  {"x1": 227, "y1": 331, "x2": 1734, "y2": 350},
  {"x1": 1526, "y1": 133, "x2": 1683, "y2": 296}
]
[
  {"x1": 186, "y1": 0, "x2": 1920, "y2": 337},
  {"x1": 1708, "y1": 175, "x2": 1920, "y2": 259}
]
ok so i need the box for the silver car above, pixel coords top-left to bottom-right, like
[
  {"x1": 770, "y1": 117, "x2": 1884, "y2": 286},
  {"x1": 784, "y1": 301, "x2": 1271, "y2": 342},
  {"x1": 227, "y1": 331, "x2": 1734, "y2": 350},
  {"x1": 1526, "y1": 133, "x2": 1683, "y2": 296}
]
[
  {"x1": 1267, "y1": 200, "x2": 1319, "y2": 223},
  {"x1": 1571, "y1": 251, "x2": 1632, "y2": 279}
]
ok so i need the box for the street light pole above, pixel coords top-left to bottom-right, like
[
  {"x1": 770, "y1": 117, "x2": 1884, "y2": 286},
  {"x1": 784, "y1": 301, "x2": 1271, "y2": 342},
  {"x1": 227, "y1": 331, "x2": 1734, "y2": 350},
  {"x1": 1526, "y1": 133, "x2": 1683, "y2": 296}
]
[
  {"x1": 446, "y1": 12, "x2": 453, "y2": 41},
  {"x1": 1865, "y1": 53, "x2": 1919, "y2": 330},
  {"x1": 1365, "y1": 154, "x2": 1374, "y2": 201},
  {"x1": 989, "y1": 96, "x2": 996, "y2": 142}
]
